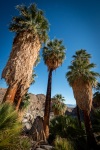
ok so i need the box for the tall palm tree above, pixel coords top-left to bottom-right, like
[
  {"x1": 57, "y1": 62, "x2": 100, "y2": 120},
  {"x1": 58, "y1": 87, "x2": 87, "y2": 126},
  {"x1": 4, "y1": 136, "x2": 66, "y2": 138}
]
[
  {"x1": 42, "y1": 39, "x2": 66, "y2": 139},
  {"x1": 66, "y1": 49, "x2": 99, "y2": 149},
  {"x1": 52, "y1": 94, "x2": 66, "y2": 116},
  {"x1": 2, "y1": 4, "x2": 49, "y2": 104}
]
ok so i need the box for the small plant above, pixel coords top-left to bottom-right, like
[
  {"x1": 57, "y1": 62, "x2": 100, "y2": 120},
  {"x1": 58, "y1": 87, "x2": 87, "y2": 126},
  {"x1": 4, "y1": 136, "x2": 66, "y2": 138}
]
[
  {"x1": 0, "y1": 102, "x2": 32, "y2": 150},
  {"x1": 20, "y1": 93, "x2": 30, "y2": 110},
  {"x1": 91, "y1": 108, "x2": 100, "y2": 143},
  {"x1": 50, "y1": 115, "x2": 85, "y2": 139},
  {"x1": 52, "y1": 94, "x2": 66, "y2": 115},
  {"x1": 54, "y1": 136, "x2": 74, "y2": 150},
  {"x1": 50, "y1": 115, "x2": 87, "y2": 150}
]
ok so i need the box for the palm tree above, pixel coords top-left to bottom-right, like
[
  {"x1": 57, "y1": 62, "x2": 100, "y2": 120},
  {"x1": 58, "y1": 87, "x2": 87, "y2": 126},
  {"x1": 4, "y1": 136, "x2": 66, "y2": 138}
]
[
  {"x1": 66, "y1": 49, "x2": 99, "y2": 149},
  {"x1": 2, "y1": 3, "x2": 49, "y2": 104},
  {"x1": 42, "y1": 39, "x2": 66, "y2": 139},
  {"x1": 52, "y1": 94, "x2": 66, "y2": 115}
]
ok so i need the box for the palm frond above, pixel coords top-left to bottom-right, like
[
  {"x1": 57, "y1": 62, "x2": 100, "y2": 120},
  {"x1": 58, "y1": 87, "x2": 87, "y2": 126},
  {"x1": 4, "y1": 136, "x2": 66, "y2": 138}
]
[
  {"x1": 9, "y1": 3, "x2": 49, "y2": 43},
  {"x1": 66, "y1": 50, "x2": 99, "y2": 86},
  {"x1": 42, "y1": 39, "x2": 66, "y2": 70}
]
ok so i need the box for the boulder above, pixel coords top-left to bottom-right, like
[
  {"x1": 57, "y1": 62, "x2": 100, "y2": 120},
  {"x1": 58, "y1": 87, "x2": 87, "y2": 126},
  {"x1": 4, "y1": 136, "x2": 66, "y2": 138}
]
[{"x1": 29, "y1": 116, "x2": 46, "y2": 142}]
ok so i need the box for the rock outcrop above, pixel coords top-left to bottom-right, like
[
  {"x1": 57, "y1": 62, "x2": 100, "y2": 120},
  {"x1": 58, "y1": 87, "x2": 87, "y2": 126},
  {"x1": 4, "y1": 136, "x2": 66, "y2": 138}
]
[
  {"x1": 0, "y1": 88, "x2": 67, "y2": 131},
  {"x1": 20, "y1": 93, "x2": 46, "y2": 130},
  {"x1": 0, "y1": 88, "x2": 46, "y2": 129}
]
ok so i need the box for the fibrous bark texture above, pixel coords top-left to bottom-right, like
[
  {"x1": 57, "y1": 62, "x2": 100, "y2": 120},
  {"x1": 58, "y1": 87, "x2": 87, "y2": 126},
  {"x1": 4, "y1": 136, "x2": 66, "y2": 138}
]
[
  {"x1": 44, "y1": 69, "x2": 52, "y2": 139},
  {"x1": 2, "y1": 31, "x2": 41, "y2": 97},
  {"x1": 72, "y1": 78, "x2": 92, "y2": 113},
  {"x1": 46, "y1": 58, "x2": 62, "y2": 71}
]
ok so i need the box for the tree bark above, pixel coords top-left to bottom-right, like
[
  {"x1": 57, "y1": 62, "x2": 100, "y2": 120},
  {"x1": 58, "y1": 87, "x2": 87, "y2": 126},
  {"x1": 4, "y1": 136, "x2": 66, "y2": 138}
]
[
  {"x1": 83, "y1": 110, "x2": 97, "y2": 150},
  {"x1": 14, "y1": 85, "x2": 23, "y2": 111},
  {"x1": 43, "y1": 69, "x2": 52, "y2": 139},
  {"x1": 30, "y1": 116, "x2": 46, "y2": 142},
  {"x1": 16, "y1": 97, "x2": 22, "y2": 111},
  {"x1": 2, "y1": 85, "x2": 18, "y2": 103},
  {"x1": 76, "y1": 105, "x2": 82, "y2": 128}
]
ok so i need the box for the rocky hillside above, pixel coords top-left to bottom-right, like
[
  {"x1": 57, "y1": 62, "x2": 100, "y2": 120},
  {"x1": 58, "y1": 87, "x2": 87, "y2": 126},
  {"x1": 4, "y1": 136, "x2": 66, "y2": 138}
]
[
  {"x1": 0, "y1": 89, "x2": 46, "y2": 116},
  {"x1": 0, "y1": 88, "x2": 46, "y2": 128},
  {"x1": 0, "y1": 88, "x2": 69, "y2": 130},
  {"x1": 23, "y1": 93, "x2": 46, "y2": 130}
]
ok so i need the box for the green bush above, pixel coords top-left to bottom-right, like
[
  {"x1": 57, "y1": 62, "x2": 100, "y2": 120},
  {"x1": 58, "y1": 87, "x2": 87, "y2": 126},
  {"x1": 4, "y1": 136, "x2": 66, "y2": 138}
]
[
  {"x1": 54, "y1": 136, "x2": 74, "y2": 150},
  {"x1": 50, "y1": 115, "x2": 85, "y2": 139},
  {"x1": 50, "y1": 115, "x2": 87, "y2": 150},
  {"x1": 52, "y1": 94, "x2": 66, "y2": 115},
  {"x1": 91, "y1": 108, "x2": 100, "y2": 143},
  {"x1": 20, "y1": 93, "x2": 30, "y2": 110},
  {"x1": 91, "y1": 108, "x2": 100, "y2": 132},
  {"x1": 0, "y1": 102, "x2": 31, "y2": 150}
]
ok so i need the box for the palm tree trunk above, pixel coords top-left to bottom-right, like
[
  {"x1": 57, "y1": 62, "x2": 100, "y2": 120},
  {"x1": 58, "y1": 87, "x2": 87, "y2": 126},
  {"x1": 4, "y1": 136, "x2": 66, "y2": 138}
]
[
  {"x1": 44, "y1": 69, "x2": 53, "y2": 139},
  {"x1": 76, "y1": 105, "x2": 82, "y2": 128},
  {"x1": 14, "y1": 85, "x2": 22, "y2": 111},
  {"x1": 83, "y1": 110, "x2": 97, "y2": 149},
  {"x1": 16, "y1": 97, "x2": 22, "y2": 111},
  {"x1": 2, "y1": 85, "x2": 18, "y2": 103}
]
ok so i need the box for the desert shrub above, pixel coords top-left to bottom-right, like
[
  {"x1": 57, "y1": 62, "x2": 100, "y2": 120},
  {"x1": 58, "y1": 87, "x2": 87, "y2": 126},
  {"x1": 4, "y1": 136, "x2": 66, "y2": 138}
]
[
  {"x1": 52, "y1": 94, "x2": 66, "y2": 115},
  {"x1": 20, "y1": 93, "x2": 30, "y2": 110},
  {"x1": 54, "y1": 136, "x2": 74, "y2": 150},
  {"x1": 50, "y1": 115, "x2": 87, "y2": 150},
  {"x1": 0, "y1": 102, "x2": 31, "y2": 150},
  {"x1": 50, "y1": 115, "x2": 85, "y2": 139},
  {"x1": 91, "y1": 108, "x2": 100, "y2": 132},
  {"x1": 91, "y1": 108, "x2": 100, "y2": 143}
]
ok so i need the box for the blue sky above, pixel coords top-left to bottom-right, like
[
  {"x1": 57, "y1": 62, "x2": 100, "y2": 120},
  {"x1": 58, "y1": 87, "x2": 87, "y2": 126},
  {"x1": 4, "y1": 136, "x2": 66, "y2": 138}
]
[{"x1": 0, "y1": 0, "x2": 100, "y2": 104}]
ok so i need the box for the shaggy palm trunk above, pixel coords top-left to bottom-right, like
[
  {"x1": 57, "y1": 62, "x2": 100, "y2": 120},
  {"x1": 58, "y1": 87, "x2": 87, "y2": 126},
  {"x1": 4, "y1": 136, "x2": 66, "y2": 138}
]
[
  {"x1": 44, "y1": 69, "x2": 53, "y2": 139},
  {"x1": 2, "y1": 31, "x2": 41, "y2": 104},
  {"x1": 14, "y1": 85, "x2": 23, "y2": 111},
  {"x1": 76, "y1": 105, "x2": 82, "y2": 128},
  {"x1": 16, "y1": 97, "x2": 22, "y2": 111},
  {"x1": 72, "y1": 80, "x2": 97, "y2": 149},
  {"x1": 83, "y1": 111, "x2": 97, "y2": 149},
  {"x1": 3, "y1": 85, "x2": 18, "y2": 103}
]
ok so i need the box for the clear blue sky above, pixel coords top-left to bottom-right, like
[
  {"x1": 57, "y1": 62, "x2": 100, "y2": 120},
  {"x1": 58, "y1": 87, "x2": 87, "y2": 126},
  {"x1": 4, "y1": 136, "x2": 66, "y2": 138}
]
[{"x1": 0, "y1": 0, "x2": 100, "y2": 104}]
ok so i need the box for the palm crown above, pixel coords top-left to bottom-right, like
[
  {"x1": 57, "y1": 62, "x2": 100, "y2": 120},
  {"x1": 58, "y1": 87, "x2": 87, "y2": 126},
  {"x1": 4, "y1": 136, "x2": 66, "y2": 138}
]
[
  {"x1": 52, "y1": 94, "x2": 66, "y2": 115},
  {"x1": 9, "y1": 3, "x2": 49, "y2": 43},
  {"x1": 52, "y1": 94, "x2": 65, "y2": 102},
  {"x1": 66, "y1": 49, "x2": 99, "y2": 87},
  {"x1": 42, "y1": 39, "x2": 66, "y2": 70}
]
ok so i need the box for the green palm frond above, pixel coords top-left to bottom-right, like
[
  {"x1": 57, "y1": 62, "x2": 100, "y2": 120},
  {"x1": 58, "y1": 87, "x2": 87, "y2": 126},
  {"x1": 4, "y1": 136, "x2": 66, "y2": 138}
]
[
  {"x1": 92, "y1": 109, "x2": 100, "y2": 132},
  {"x1": 52, "y1": 94, "x2": 65, "y2": 102},
  {"x1": 95, "y1": 82, "x2": 100, "y2": 91},
  {"x1": 66, "y1": 49, "x2": 99, "y2": 86},
  {"x1": 0, "y1": 103, "x2": 32, "y2": 149},
  {"x1": 73, "y1": 49, "x2": 91, "y2": 59},
  {"x1": 16, "y1": 5, "x2": 30, "y2": 18},
  {"x1": 52, "y1": 94, "x2": 66, "y2": 114},
  {"x1": 0, "y1": 103, "x2": 21, "y2": 130},
  {"x1": 30, "y1": 70, "x2": 37, "y2": 85},
  {"x1": 42, "y1": 39, "x2": 66, "y2": 69},
  {"x1": 9, "y1": 3, "x2": 49, "y2": 43},
  {"x1": 85, "y1": 63, "x2": 96, "y2": 69}
]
